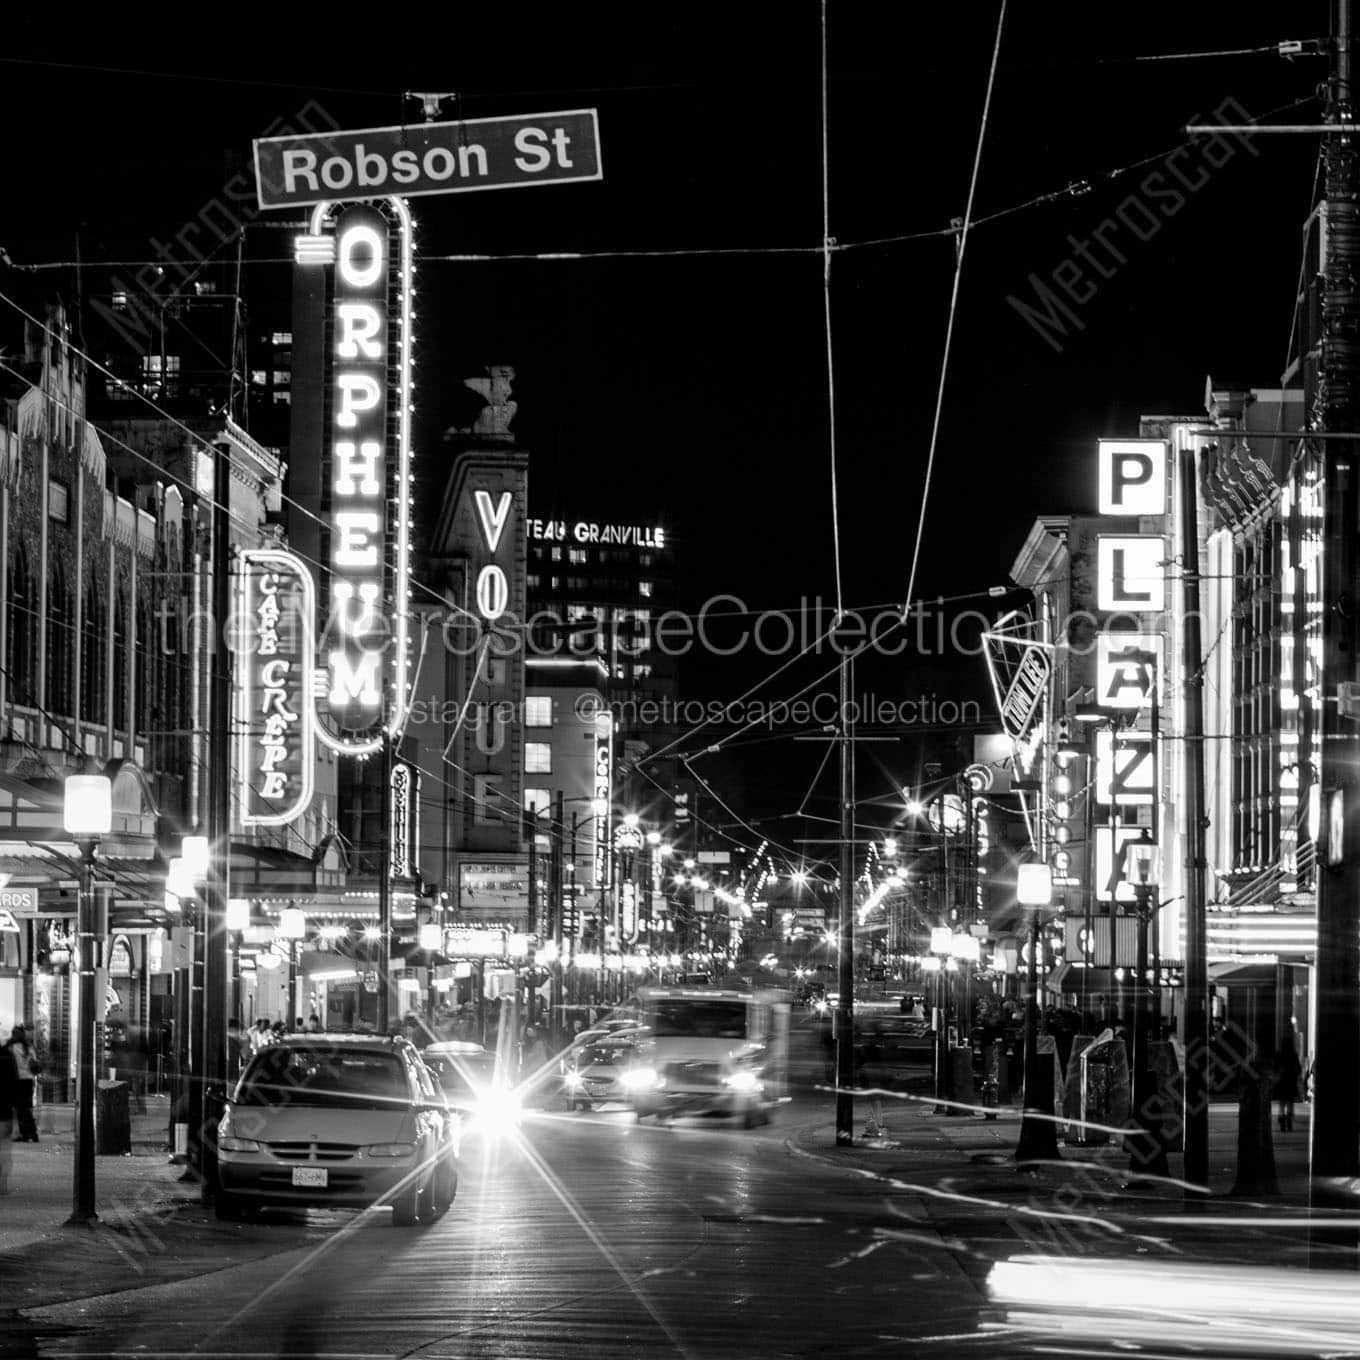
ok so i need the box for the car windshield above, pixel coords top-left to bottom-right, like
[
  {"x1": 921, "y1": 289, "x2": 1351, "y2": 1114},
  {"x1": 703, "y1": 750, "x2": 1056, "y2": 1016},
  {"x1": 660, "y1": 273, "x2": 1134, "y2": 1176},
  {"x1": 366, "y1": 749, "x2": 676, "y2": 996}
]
[
  {"x1": 578, "y1": 1042, "x2": 633, "y2": 1067},
  {"x1": 236, "y1": 1045, "x2": 408, "y2": 1108},
  {"x1": 649, "y1": 1000, "x2": 748, "y2": 1039},
  {"x1": 426, "y1": 1050, "x2": 499, "y2": 1098}
]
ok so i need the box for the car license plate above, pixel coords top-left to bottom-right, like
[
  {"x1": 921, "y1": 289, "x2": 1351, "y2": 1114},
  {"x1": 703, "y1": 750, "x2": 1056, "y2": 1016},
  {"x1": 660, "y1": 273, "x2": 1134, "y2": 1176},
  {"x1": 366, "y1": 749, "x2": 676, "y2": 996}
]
[{"x1": 291, "y1": 1167, "x2": 327, "y2": 1188}]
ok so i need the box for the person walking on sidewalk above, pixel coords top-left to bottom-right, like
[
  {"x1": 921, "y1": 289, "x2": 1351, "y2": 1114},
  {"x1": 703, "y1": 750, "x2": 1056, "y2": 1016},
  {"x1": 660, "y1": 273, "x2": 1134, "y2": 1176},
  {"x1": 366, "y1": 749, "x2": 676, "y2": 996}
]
[
  {"x1": 6, "y1": 1025, "x2": 39, "y2": 1142},
  {"x1": 1274, "y1": 1030, "x2": 1303, "y2": 1133},
  {"x1": 0, "y1": 1035, "x2": 18, "y2": 1193}
]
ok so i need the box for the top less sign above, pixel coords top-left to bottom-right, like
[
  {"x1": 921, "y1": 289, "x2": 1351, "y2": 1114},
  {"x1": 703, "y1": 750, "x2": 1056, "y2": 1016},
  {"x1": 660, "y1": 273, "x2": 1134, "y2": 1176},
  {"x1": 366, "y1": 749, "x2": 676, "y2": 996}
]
[
  {"x1": 1098, "y1": 439, "x2": 1168, "y2": 516},
  {"x1": 254, "y1": 110, "x2": 602, "y2": 210}
]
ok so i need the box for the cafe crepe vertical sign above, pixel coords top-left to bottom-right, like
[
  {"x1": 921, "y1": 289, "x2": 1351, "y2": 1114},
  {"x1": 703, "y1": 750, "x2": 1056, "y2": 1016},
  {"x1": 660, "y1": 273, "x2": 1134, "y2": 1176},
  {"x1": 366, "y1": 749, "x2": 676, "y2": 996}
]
[{"x1": 237, "y1": 549, "x2": 316, "y2": 827}]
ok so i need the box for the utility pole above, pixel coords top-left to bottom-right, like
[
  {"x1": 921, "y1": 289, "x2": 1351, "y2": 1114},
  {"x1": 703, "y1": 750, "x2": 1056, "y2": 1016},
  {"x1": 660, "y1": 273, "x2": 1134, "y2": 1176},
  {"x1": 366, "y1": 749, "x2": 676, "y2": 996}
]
[
  {"x1": 1180, "y1": 447, "x2": 1210, "y2": 1191},
  {"x1": 1313, "y1": 0, "x2": 1360, "y2": 1197},
  {"x1": 376, "y1": 730, "x2": 393, "y2": 1034},
  {"x1": 835, "y1": 650, "x2": 856, "y2": 1147},
  {"x1": 550, "y1": 791, "x2": 564, "y2": 1051},
  {"x1": 201, "y1": 438, "x2": 233, "y2": 1199}
]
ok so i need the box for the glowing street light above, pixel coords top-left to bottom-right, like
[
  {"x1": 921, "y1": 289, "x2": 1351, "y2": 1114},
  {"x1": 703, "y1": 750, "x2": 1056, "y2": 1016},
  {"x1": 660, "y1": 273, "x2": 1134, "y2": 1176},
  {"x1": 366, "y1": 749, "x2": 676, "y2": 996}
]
[{"x1": 1015, "y1": 861, "x2": 1057, "y2": 1162}]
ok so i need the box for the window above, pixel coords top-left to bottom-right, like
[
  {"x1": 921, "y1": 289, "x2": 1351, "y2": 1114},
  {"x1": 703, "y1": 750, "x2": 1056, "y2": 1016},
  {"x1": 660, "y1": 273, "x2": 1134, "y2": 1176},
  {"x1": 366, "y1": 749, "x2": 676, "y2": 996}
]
[
  {"x1": 6, "y1": 547, "x2": 35, "y2": 703},
  {"x1": 112, "y1": 291, "x2": 128, "y2": 311},
  {"x1": 270, "y1": 331, "x2": 293, "y2": 346},
  {"x1": 45, "y1": 563, "x2": 72, "y2": 716},
  {"x1": 474, "y1": 776, "x2": 503, "y2": 825},
  {"x1": 525, "y1": 742, "x2": 552, "y2": 774},
  {"x1": 639, "y1": 580, "x2": 653, "y2": 598},
  {"x1": 47, "y1": 479, "x2": 68, "y2": 524},
  {"x1": 272, "y1": 391, "x2": 291, "y2": 405},
  {"x1": 271, "y1": 370, "x2": 291, "y2": 386},
  {"x1": 135, "y1": 597, "x2": 153, "y2": 735},
  {"x1": 251, "y1": 370, "x2": 267, "y2": 386},
  {"x1": 550, "y1": 547, "x2": 562, "y2": 562},
  {"x1": 81, "y1": 581, "x2": 105, "y2": 723},
  {"x1": 524, "y1": 788, "x2": 551, "y2": 815},
  {"x1": 527, "y1": 574, "x2": 541, "y2": 590},
  {"x1": 112, "y1": 592, "x2": 129, "y2": 731},
  {"x1": 525, "y1": 695, "x2": 552, "y2": 727},
  {"x1": 568, "y1": 548, "x2": 588, "y2": 565}
]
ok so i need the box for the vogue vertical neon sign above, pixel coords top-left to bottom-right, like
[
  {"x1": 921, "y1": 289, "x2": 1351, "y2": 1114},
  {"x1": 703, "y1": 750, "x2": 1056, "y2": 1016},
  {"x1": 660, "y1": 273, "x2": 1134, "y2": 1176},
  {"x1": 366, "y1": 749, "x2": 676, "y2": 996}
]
[{"x1": 309, "y1": 198, "x2": 414, "y2": 755}]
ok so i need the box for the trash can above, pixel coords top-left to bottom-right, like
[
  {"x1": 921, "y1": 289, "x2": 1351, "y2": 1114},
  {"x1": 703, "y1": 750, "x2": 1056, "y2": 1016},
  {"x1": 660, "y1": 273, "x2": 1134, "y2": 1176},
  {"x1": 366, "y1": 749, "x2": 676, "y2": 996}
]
[
  {"x1": 96, "y1": 1080, "x2": 132, "y2": 1155},
  {"x1": 947, "y1": 1046, "x2": 976, "y2": 1114}
]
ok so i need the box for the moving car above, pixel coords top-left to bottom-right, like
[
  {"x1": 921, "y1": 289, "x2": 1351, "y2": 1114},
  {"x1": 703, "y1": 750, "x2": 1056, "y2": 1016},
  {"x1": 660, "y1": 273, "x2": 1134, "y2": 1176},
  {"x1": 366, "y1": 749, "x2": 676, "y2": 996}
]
[
  {"x1": 214, "y1": 1035, "x2": 458, "y2": 1225},
  {"x1": 625, "y1": 986, "x2": 790, "y2": 1126},
  {"x1": 422, "y1": 1040, "x2": 523, "y2": 1135},
  {"x1": 563, "y1": 1035, "x2": 641, "y2": 1110}
]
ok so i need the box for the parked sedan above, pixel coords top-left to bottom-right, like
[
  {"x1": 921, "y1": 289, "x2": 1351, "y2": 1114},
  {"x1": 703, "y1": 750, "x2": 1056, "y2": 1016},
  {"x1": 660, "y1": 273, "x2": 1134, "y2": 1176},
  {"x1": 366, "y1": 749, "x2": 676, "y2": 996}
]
[
  {"x1": 215, "y1": 1035, "x2": 458, "y2": 1226},
  {"x1": 563, "y1": 1037, "x2": 641, "y2": 1110}
]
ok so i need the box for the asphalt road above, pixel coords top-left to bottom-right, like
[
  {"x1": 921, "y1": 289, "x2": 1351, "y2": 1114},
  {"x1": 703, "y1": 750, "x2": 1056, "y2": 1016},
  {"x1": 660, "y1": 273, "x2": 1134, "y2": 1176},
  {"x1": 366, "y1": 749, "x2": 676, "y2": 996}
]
[{"x1": 13, "y1": 1100, "x2": 997, "y2": 1360}]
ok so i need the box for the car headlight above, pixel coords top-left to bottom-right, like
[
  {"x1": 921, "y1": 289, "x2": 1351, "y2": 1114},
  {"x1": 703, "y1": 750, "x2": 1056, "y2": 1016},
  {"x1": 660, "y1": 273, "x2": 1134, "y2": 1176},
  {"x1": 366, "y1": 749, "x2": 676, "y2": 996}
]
[
  {"x1": 564, "y1": 1070, "x2": 583, "y2": 1089},
  {"x1": 622, "y1": 1066, "x2": 663, "y2": 1092},
  {"x1": 724, "y1": 1070, "x2": 761, "y2": 1093},
  {"x1": 216, "y1": 1111, "x2": 261, "y2": 1153},
  {"x1": 474, "y1": 1086, "x2": 523, "y2": 1132},
  {"x1": 218, "y1": 1135, "x2": 262, "y2": 1153},
  {"x1": 366, "y1": 1142, "x2": 418, "y2": 1158}
]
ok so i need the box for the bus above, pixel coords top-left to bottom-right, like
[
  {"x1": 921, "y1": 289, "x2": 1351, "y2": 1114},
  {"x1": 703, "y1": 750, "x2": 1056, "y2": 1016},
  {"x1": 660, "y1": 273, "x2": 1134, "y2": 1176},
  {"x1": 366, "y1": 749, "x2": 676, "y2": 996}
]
[{"x1": 623, "y1": 986, "x2": 790, "y2": 1126}]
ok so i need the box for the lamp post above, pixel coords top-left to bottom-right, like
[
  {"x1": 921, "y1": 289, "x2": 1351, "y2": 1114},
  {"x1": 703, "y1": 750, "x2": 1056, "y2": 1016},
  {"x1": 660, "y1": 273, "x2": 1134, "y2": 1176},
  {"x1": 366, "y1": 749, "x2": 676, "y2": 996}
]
[
  {"x1": 1015, "y1": 861, "x2": 1059, "y2": 1163},
  {"x1": 1123, "y1": 830, "x2": 1169, "y2": 1181},
  {"x1": 63, "y1": 772, "x2": 112, "y2": 1227},
  {"x1": 929, "y1": 926, "x2": 952, "y2": 1113},
  {"x1": 1123, "y1": 832, "x2": 1160, "y2": 1080}
]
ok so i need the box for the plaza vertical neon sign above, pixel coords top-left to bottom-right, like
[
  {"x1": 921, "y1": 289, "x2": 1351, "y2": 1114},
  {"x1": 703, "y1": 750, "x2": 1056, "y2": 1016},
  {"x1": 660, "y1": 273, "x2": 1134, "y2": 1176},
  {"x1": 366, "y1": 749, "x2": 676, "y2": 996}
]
[{"x1": 309, "y1": 198, "x2": 414, "y2": 755}]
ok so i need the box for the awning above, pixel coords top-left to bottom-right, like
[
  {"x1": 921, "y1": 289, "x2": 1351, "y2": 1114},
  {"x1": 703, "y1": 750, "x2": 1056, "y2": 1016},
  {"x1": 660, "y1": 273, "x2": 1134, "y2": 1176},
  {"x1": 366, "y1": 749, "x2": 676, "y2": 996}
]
[
  {"x1": 1209, "y1": 961, "x2": 1281, "y2": 987},
  {"x1": 299, "y1": 950, "x2": 359, "y2": 982}
]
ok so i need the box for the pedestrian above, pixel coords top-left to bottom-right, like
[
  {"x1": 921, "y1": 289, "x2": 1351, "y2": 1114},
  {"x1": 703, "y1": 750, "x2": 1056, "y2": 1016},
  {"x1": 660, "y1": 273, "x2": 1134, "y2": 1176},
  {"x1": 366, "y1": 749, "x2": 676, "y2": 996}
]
[
  {"x1": 226, "y1": 1018, "x2": 247, "y2": 1080},
  {"x1": 6, "y1": 1025, "x2": 39, "y2": 1142},
  {"x1": 0, "y1": 1036, "x2": 17, "y2": 1194},
  {"x1": 1274, "y1": 1030, "x2": 1304, "y2": 1133},
  {"x1": 521, "y1": 1026, "x2": 549, "y2": 1104},
  {"x1": 305, "y1": 1014, "x2": 322, "y2": 1034}
]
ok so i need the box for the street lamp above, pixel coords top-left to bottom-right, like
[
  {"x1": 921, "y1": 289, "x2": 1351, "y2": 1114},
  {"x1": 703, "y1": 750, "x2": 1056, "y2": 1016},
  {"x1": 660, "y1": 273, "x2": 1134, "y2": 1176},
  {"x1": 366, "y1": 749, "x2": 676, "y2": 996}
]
[
  {"x1": 1015, "y1": 861, "x2": 1059, "y2": 1163},
  {"x1": 63, "y1": 772, "x2": 112, "y2": 1227},
  {"x1": 278, "y1": 907, "x2": 307, "y2": 1027}
]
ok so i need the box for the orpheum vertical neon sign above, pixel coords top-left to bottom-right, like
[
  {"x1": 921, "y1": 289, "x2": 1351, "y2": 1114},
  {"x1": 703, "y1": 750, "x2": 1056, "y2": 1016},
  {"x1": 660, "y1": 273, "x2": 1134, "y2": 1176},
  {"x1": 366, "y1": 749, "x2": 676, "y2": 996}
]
[{"x1": 308, "y1": 199, "x2": 414, "y2": 755}]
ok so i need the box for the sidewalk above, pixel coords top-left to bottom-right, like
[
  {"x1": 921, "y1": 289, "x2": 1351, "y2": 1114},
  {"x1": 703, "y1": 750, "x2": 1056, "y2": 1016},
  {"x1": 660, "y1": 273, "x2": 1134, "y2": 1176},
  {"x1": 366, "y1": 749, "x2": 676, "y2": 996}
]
[
  {"x1": 0, "y1": 1133, "x2": 319, "y2": 1316},
  {"x1": 33, "y1": 1093, "x2": 173, "y2": 1153},
  {"x1": 787, "y1": 1096, "x2": 1323, "y2": 1228},
  {"x1": 0, "y1": 1139, "x2": 199, "y2": 1257}
]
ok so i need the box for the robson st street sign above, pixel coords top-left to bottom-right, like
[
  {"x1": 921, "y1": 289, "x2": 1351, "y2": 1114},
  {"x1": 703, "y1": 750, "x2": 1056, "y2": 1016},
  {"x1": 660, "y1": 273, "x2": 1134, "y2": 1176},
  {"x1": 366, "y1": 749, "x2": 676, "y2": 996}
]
[{"x1": 254, "y1": 109, "x2": 602, "y2": 210}]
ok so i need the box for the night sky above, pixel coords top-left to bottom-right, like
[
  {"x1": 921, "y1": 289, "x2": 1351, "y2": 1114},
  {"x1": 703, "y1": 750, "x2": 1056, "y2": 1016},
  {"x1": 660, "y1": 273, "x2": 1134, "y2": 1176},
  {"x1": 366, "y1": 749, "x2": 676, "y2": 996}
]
[{"x1": 1, "y1": 4, "x2": 1327, "y2": 847}]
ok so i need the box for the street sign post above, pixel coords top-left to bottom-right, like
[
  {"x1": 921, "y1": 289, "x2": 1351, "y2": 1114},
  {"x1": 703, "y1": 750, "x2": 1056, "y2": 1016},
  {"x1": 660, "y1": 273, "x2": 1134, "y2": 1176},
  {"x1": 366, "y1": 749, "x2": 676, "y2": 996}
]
[{"x1": 254, "y1": 109, "x2": 602, "y2": 210}]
